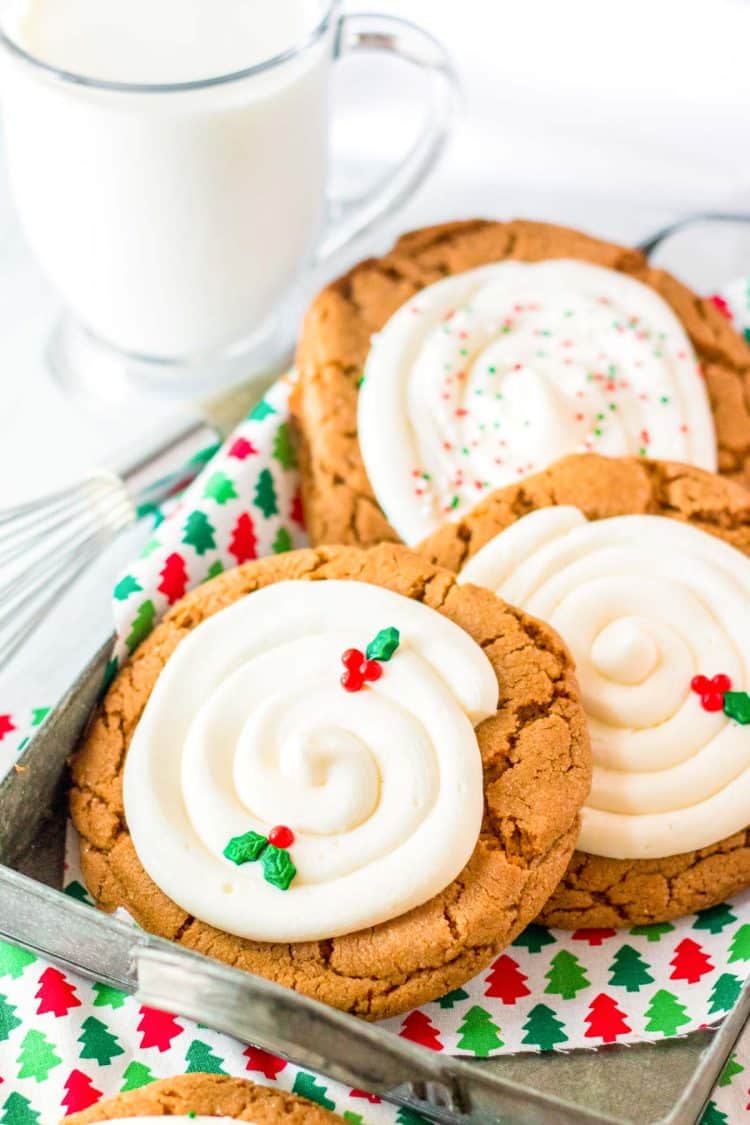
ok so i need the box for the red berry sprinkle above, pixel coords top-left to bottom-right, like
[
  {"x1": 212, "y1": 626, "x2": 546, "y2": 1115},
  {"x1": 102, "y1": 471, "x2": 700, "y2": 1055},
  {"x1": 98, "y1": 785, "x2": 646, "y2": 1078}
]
[
  {"x1": 362, "y1": 660, "x2": 383, "y2": 683},
  {"x1": 691, "y1": 673, "x2": 733, "y2": 713},
  {"x1": 268, "y1": 825, "x2": 295, "y2": 849},
  {"x1": 343, "y1": 649, "x2": 365, "y2": 671},
  {"x1": 341, "y1": 669, "x2": 364, "y2": 693}
]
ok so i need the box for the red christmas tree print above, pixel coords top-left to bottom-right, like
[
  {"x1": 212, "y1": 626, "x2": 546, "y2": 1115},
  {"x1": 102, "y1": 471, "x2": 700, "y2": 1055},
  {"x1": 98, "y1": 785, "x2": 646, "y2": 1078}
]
[
  {"x1": 350, "y1": 1090, "x2": 382, "y2": 1103},
  {"x1": 136, "y1": 1006, "x2": 184, "y2": 1052},
  {"x1": 670, "y1": 938, "x2": 714, "y2": 984},
  {"x1": 157, "y1": 553, "x2": 189, "y2": 605},
  {"x1": 583, "y1": 993, "x2": 632, "y2": 1044},
  {"x1": 485, "y1": 954, "x2": 531, "y2": 1004},
  {"x1": 60, "y1": 1070, "x2": 101, "y2": 1114},
  {"x1": 0, "y1": 716, "x2": 16, "y2": 742},
  {"x1": 229, "y1": 437, "x2": 258, "y2": 461},
  {"x1": 290, "y1": 489, "x2": 305, "y2": 529},
  {"x1": 243, "y1": 1046, "x2": 287, "y2": 1080},
  {"x1": 229, "y1": 513, "x2": 258, "y2": 564},
  {"x1": 399, "y1": 1011, "x2": 443, "y2": 1051},
  {"x1": 572, "y1": 929, "x2": 617, "y2": 947},
  {"x1": 35, "y1": 967, "x2": 81, "y2": 1018}
]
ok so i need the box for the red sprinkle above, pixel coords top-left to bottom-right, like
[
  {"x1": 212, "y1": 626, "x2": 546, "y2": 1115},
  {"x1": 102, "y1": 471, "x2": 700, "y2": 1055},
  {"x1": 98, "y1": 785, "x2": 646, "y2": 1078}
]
[
  {"x1": 362, "y1": 660, "x2": 383, "y2": 684},
  {"x1": 341, "y1": 669, "x2": 364, "y2": 693},
  {"x1": 268, "y1": 826, "x2": 295, "y2": 849},
  {"x1": 691, "y1": 673, "x2": 732, "y2": 712},
  {"x1": 342, "y1": 649, "x2": 365, "y2": 671}
]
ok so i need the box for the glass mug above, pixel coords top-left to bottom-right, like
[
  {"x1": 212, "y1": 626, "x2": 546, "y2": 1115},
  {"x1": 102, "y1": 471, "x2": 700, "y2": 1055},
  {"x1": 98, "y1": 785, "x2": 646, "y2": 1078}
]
[{"x1": 0, "y1": 3, "x2": 458, "y2": 396}]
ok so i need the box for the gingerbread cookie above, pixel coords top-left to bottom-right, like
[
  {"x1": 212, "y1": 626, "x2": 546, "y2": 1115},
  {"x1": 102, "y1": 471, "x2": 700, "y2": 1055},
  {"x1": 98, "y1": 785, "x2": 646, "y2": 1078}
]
[
  {"x1": 62, "y1": 1074, "x2": 343, "y2": 1123},
  {"x1": 292, "y1": 219, "x2": 750, "y2": 548},
  {"x1": 419, "y1": 454, "x2": 750, "y2": 927},
  {"x1": 70, "y1": 544, "x2": 590, "y2": 1018}
]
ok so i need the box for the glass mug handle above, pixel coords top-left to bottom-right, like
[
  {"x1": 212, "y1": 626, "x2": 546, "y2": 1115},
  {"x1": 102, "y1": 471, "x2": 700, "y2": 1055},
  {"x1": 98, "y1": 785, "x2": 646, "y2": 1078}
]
[{"x1": 314, "y1": 13, "x2": 460, "y2": 265}]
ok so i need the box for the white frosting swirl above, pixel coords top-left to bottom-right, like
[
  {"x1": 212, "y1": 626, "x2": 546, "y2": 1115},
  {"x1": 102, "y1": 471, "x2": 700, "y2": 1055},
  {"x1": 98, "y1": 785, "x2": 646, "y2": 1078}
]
[
  {"x1": 460, "y1": 509, "x2": 750, "y2": 859},
  {"x1": 124, "y1": 580, "x2": 497, "y2": 942},
  {"x1": 359, "y1": 259, "x2": 717, "y2": 544}
]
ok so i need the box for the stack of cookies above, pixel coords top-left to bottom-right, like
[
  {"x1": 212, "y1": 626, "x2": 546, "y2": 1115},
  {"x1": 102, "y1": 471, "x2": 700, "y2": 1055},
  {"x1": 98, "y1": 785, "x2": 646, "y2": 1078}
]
[{"x1": 70, "y1": 220, "x2": 750, "y2": 1044}]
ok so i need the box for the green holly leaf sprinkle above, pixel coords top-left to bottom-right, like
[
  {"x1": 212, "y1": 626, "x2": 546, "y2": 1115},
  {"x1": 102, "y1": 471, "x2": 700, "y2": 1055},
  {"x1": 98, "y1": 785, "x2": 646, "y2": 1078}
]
[
  {"x1": 223, "y1": 831, "x2": 268, "y2": 866},
  {"x1": 724, "y1": 691, "x2": 750, "y2": 725},
  {"x1": 366, "y1": 627, "x2": 401, "y2": 663},
  {"x1": 262, "y1": 846, "x2": 296, "y2": 891}
]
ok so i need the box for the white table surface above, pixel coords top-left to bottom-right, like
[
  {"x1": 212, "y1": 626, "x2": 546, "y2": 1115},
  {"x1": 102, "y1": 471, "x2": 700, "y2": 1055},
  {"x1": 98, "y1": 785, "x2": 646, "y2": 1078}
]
[{"x1": 2, "y1": 0, "x2": 750, "y2": 716}]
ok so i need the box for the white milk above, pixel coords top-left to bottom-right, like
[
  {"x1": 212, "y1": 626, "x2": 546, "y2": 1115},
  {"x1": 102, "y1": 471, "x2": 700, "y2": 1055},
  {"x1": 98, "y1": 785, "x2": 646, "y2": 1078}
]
[{"x1": 0, "y1": 0, "x2": 331, "y2": 358}]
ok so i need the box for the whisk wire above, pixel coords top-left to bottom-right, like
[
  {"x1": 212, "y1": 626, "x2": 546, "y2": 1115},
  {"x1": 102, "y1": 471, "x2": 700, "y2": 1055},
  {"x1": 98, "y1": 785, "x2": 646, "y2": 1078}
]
[{"x1": 0, "y1": 456, "x2": 208, "y2": 673}]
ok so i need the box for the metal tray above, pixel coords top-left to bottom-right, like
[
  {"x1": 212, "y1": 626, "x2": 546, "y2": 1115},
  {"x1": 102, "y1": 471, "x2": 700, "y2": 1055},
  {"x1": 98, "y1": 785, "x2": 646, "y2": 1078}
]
[{"x1": 1, "y1": 640, "x2": 749, "y2": 1125}]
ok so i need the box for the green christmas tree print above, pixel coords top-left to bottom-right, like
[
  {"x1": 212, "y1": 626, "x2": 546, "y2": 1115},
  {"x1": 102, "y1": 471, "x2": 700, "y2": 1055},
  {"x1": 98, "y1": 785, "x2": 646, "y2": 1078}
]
[
  {"x1": 456, "y1": 1006, "x2": 503, "y2": 1056},
  {"x1": 395, "y1": 1109, "x2": 431, "y2": 1124},
  {"x1": 254, "y1": 469, "x2": 279, "y2": 518},
  {"x1": 0, "y1": 1093, "x2": 40, "y2": 1125},
  {"x1": 608, "y1": 945, "x2": 654, "y2": 992},
  {"x1": 643, "y1": 990, "x2": 691, "y2": 1037},
  {"x1": 0, "y1": 943, "x2": 36, "y2": 980},
  {"x1": 272, "y1": 422, "x2": 298, "y2": 469},
  {"x1": 16, "y1": 1029, "x2": 61, "y2": 1081},
  {"x1": 630, "y1": 922, "x2": 675, "y2": 942},
  {"x1": 545, "y1": 950, "x2": 590, "y2": 999},
  {"x1": 708, "y1": 972, "x2": 742, "y2": 1015},
  {"x1": 520, "y1": 1004, "x2": 568, "y2": 1051},
  {"x1": 64, "y1": 881, "x2": 93, "y2": 905},
  {"x1": 120, "y1": 1061, "x2": 156, "y2": 1092},
  {"x1": 92, "y1": 982, "x2": 127, "y2": 1009},
  {"x1": 728, "y1": 923, "x2": 750, "y2": 963},
  {"x1": 512, "y1": 925, "x2": 555, "y2": 954},
  {"x1": 185, "y1": 1039, "x2": 227, "y2": 1074},
  {"x1": 693, "y1": 903, "x2": 737, "y2": 934},
  {"x1": 205, "y1": 560, "x2": 224, "y2": 581},
  {"x1": 717, "y1": 1053, "x2": 743, "y2": 1088},
  {"x1": 700, "y1": 1102, "x2": 728, "y2": 1125},
  {"x1": 78, "y1": 1016, "x2": 124, "y2": 1066},
  {"x1": 248, "y1": 398, "x2": 276, "y2": 422},
  {"x1": 125, "y1": 599, "x2": 156, "y2": 654},
  {"x1": 203, "y1": 471, "x2": 238, "y2": 506},
  {"x1": 113, "y1": 574, "x2": 142, "y2": 602},
  {"x1": 182, "y1": 511, "x2": 217, "y2": 556},
  {"x1": 438, "y1": 987, "x2": 469, "y2": 1009},
  {"x1": 0, "y1": 993, "x2": 21, "y2": 1041},
  {"x1": 273, "y1": 526, "x2": 292, "y2": 555},
  {"x1": 292, "y1": 1074, "x2": 335, "y2": 1111}
]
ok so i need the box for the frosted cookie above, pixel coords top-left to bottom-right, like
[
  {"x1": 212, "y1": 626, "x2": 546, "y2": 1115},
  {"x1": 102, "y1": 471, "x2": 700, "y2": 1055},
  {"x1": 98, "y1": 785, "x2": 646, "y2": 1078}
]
[
  {"x1": 292, "y1": 219, "x2": 750, "y2": 547},
  {"x1": 70, "y1": 544, "x2": 590, "y2": 1017},
  {"x1": 61, "y1": 1074, "x2": 343, "y2": 1123},
  {"x1": 419, "y1": 454, "x2": 750, "y2": 926}
]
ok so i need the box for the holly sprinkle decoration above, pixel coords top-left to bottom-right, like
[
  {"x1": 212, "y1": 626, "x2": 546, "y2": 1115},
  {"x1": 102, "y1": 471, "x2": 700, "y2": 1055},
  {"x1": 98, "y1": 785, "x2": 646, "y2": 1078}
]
[
  {"x1": 340, "y1": 627, "x2": 401, "y2": 693},
  {"x1": 691, "y1": 674, "x2": 750, "y2": 724},
  {"x1": 223, "y1": 825, "x2": 297, "y2": 890}
]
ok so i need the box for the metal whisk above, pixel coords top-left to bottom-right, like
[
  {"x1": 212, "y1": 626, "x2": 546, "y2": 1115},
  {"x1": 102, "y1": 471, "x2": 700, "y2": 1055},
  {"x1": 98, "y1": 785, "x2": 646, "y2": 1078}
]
[{"x1": 0, "y1": 451, "x2": 212, "y2": 672}]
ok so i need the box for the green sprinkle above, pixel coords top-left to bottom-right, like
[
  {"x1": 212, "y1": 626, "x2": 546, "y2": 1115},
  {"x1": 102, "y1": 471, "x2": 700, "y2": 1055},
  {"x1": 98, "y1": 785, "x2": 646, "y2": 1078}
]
[
  {"x1": 366, "y1": 627, "x2": 401, "y2": 663},
  {"x1": 586, "y1": 372, "x2": 594, "y2": 382},
  {"x1": 607, "y1": 364, "x2": 617, "y2": 379},
  {"x1": 462, "y1": 447, "x2": 470, "y2": 456},
  {"x1": 460, "y1": 348, "x2": 469, "y2": 357},
  {"x1": 594, "y1": 428, "x2": 603, "y2": 437},
  {"x1": 608, "y1": 403, "x2": 617, "y2": 411},
  {"x1": 638, "y1": 446, "x2": 648, "y2": 457},
  {"x1": 564, "y1": 309, "x2": 575, "y2": 317},
  {"x1": 660, "y1": 395, "x2": 670, "y2": 404},
  {"x1": 450, "y1": 496, "x2": 460, "y2": 510},
  {"x1": 596, "y1": 412, "x2": 605, "y2": 421},
  {"x1": 495, "y1": 393, "x2": 504, "y2": 401},
  {"x1": 653, "y1": 350, "x2": 663, "y2": 358},
  {"x1": 357, "y1": 376, "x2": 365, "y2": 389},
  {"x1": 488, "y1": 365, "x2": 497, "y2": 374},
  {"x1": 262, "y1": 846, "x2": 297, "y2": 891},
  {"x1": 223, "y1": 831, "x2": 268, "y2": 866}
]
